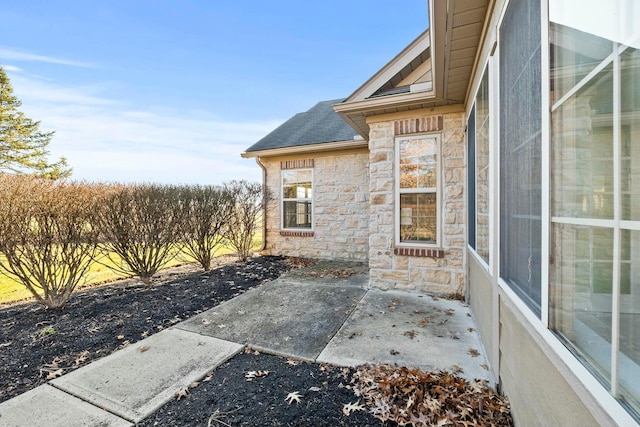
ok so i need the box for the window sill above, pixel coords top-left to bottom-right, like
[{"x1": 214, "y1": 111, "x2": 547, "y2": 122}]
[
  {"x1": 280, "y1": 230, "x2": 314, "y2": 237},
  {"x1": 394, "y1": 247, "x2": 444, "y2": 258}
]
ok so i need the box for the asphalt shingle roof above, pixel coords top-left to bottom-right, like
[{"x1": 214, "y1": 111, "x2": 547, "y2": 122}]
[{"x1": 244, "y1": 98, "x2": 357, "y2": 153}]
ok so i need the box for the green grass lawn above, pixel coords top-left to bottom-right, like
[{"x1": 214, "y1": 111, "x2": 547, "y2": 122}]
[{"x1": 0, "y1": 236, "x2": 262, "y2": 305}]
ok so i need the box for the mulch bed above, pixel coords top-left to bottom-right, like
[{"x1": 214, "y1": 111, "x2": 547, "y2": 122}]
[{"x1": 0, "y1": 255, "x2": 512, "y2": 426}]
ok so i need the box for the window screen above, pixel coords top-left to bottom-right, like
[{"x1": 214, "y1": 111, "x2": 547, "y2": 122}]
[{"x1": 499, "y1": 0, "x2": 542, "y2": 316}]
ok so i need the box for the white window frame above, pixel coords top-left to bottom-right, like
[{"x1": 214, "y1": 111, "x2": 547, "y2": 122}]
[
  {"x1": 548, "y1": 13, "x2": 640, "y2": 419},
  {"x1": 467, "y1": 60, "x2": 493, "y2": 271},
  {"x1": 394, "y1": 133, "x2": 442, "y2": 248},
  {"x1": 280, "y1": 168, "x2": 314, "y2": 231}
]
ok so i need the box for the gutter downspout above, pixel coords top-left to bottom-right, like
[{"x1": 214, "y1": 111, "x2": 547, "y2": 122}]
[{"x1": 255, "y1": 156, "x2": 267, "y2": 252}]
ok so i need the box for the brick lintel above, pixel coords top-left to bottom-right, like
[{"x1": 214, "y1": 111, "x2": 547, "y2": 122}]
[
  {"x1": 280, "y1": 159, "x2": 314, "y2": 170},
  {"x1": 394, "y1": 115, "x2": 443, "y2": 136},
  {"x1": 280, "y1": 230, "x2": 314, "y2": 237},
  {"x1": 394, "y1": 247, "x2": 445, "y2": 258}
]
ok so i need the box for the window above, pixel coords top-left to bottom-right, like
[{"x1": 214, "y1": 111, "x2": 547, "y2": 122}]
[
  {"x1": 549, "y1": 0, "x2": 640, "y2": 417},
  {"x1": 396, "y1": 134, "x2": 440, "y2": 246},
  {"x1": 475, "y1": 69, "x2": 490, "y2": 264},
  {"x1": 499, "y1": 0, "x2": 542, "y2": 316},
  {"x1": 468, "y1": 106, "x2": 476, "y2": 250},
  {"x1": 468, "y1": 67, "x2": 490, "y2": 264},
  {"x1": 281, "y1": 169, "x2": 312, "y2": 229}
]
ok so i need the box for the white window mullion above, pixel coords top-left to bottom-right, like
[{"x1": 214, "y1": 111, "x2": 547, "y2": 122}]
[
  {"x1": 610, "y1": 41, "x2": 621, "y2": 397},
  {"x1": 540, "y1": 0, "x2": 550, "y2": 327}
]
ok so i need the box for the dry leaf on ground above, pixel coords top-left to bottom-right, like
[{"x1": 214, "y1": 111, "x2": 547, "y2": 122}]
[{"x1": 284, "y1": 391, "x2": 302, "y2": 404}]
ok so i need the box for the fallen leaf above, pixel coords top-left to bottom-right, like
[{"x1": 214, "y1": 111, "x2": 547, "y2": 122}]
[
  {"x1": 403, "y1": 330, "x2": 418, "y2": 340},
  {"x1": 468, "y1": 348, "x2": 480, "y2": 357},
  {"x1": 245, "y1": 370, "x2": 270, "y2": 381},
  {"x1": 73, "y1": 351, "x2": 90, "y2": 367},
  {"x1": 309, "y1": 386, "x2": 322, "y2": 392},
  {"x1": 46, "y1": 369, "x2": 64, "y2": 380},
  {"x1": 286, "y1": 359, "x2": 300, "y2": 366},
  {"x1": 117, "y1": 335, "x2": 124, "y2": 340},
  {"x1": 176, "y1": 388, "x2": 189, "y2": 400},
  {"x1": 285, "y1": 391, "x2": 302, "y2": 404},
  {"x1": 451, "y1": 365, "x2": 464, "y2": 374},
  {"x1": 342, "y1": 401, "x2": 366, "y2": 416},
  {"x1": 138, "y1": 345, "x2": 151, "y2": 353}
]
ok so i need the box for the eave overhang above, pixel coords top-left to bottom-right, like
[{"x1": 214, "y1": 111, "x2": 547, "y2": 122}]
[{"x1": 240, "y1": 138, "x2": 368, "y2": 159}]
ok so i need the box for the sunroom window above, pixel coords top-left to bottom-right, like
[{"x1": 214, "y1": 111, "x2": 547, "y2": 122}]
[
  {"x1": 396, "y1": 135, "x2": 440, "y2": 245},
  {"x1": 282, "y1": 169, "x2": 312, "y2": 229},
  {"x1": 499, "y1": 0, "x2": 542, "y2": 315},
  {"x1": 468, "y1": 67, "x2": 490, "y2": 264},
  {"x1": 549, "y1": 0, "x2": 640, "y2": 418}
]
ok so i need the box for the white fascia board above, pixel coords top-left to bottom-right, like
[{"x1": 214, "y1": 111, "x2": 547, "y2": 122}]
[
  {"x1": 240, "y1": 139, "x2": 368, "y2": 159},
  {"x1": 334, "y1": 90, "x2": 438, "y2": 116}
]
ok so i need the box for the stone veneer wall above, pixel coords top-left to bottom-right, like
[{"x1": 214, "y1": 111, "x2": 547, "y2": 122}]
[
  {"x1": 368, "y1": 111, "x2": 466, "y2": 294},
  {"x1": 261, "y1": 149, "x2": 369, "y2": 260}
]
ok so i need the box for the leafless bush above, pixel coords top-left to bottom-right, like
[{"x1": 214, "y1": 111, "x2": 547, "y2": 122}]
[
  {"x1": 0, "y1": 175, "x2": 102, "y2": 308},
  {"x1": 224, "y1": 180, "x2": 263, "y2": 262},
  {"x1": 95, "y1": 183, "x2": 185, "y2": 283},
  {"x1": 178, "y1": 185, "x2": 233, "y2": 271}
]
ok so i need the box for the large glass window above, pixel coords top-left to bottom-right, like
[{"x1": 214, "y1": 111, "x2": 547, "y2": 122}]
[
  {"x1": 396, "y1": 135, "x2": 439, "y2": 245},
  {"x1": 499, "y1": 0, "x2": 542, "y2": 315},
  {"x1": 282, "y1": 169, "x2": 312, "y2": 229},
  {"x1": 549, "y1": 0, "x2": 640, "y2": 418}
]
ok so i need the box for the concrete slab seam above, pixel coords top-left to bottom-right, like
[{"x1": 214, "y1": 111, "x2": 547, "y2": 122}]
[
  {"x1": 314, "y1": 288, "x2": 372, "y2": 362},
  {"x1": 45, "y1": 382, "x2": 135, "y2": 424}
]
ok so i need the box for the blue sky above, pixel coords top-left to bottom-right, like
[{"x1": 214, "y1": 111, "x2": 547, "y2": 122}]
[{"x1": 0, "y1": 1, "x2": 428, "y2": 184}]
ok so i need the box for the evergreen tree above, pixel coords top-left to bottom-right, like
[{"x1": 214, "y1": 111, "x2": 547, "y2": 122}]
[{"x1": 0, "y1": 66, "x2": 71, "y2": 179}]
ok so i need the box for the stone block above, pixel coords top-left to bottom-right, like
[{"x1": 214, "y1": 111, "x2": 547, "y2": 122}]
[
  {"x1": 412, "y1": 268, "x2": 452, "y2": 285},
  {"x1": 410, "y1": 256, "x2": 441, "y2": 268},
  {"x1": 369, "y1": 256, "x2": 392, "y2": 269},
  {"x1": 371, "y1": 193, "x2": 387, "y2": 205},
  {"x1": 393, "y1": 256, "x2": 409, "y2": 270},
  {"x1": 445, "y1": 185, "x2": 464, "y2": 199},
  {"x1": 371, "y1": 151, "x2": 388, "y2": 162},
  {"x1": 380, "y1": 270, "x2": 410, "y2": 282}
]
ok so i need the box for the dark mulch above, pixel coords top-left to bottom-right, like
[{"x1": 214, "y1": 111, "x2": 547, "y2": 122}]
[
  {"x1": 0, "y1": 255, "x2": 389, "y2": 426},
  {"x1": 139, "y1": 351, "x2": 387, "y2": 427},
  {"x1": 0, "y1": 256, "x2": 290, "y2": 403}
]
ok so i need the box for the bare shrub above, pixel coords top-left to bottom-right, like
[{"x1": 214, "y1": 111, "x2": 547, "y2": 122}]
[
  {"x1": 0, "y1": 175, "x2": 102, "y2": 308},
  {"x1": 224, "y1": 180, "x2": 263, "y2": 262},
  {"x1": 95, "y1": 183, "x2": 185, "y2": 283},
  {"x1": 178, "y1": 185, "x2": 233, "y2": 271}
]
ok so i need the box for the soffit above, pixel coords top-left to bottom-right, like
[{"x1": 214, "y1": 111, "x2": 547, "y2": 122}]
[
  {"x1": 442, "y1": 0, "x2": 490, "y2": 103},
  {"x1": 335, "y1": 0, "x2": 490, "y2": 140}
]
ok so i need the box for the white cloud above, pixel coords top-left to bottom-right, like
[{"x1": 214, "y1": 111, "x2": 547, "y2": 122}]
[
  {"x1": 6, "y1": 68, "x2": 281, "y2": 185},
  {"x1": 2, "y1": 64, "x2": 22, "y2": 72},
  {"x1": 0, "y1": 47, "x2": 93, "y2": 68}
]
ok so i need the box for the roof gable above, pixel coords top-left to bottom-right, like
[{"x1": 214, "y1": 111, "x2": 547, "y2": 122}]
[
  {"x1": 243, "y1": 99, "x2": 359, "y2": 155},
  {"x1": 345, "y1": 30, "x2": 433, "y2": 103}
]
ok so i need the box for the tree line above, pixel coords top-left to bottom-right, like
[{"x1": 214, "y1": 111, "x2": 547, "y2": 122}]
[{"x1": 0, "y1": 175, "x2": 263, "y2": 309}]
